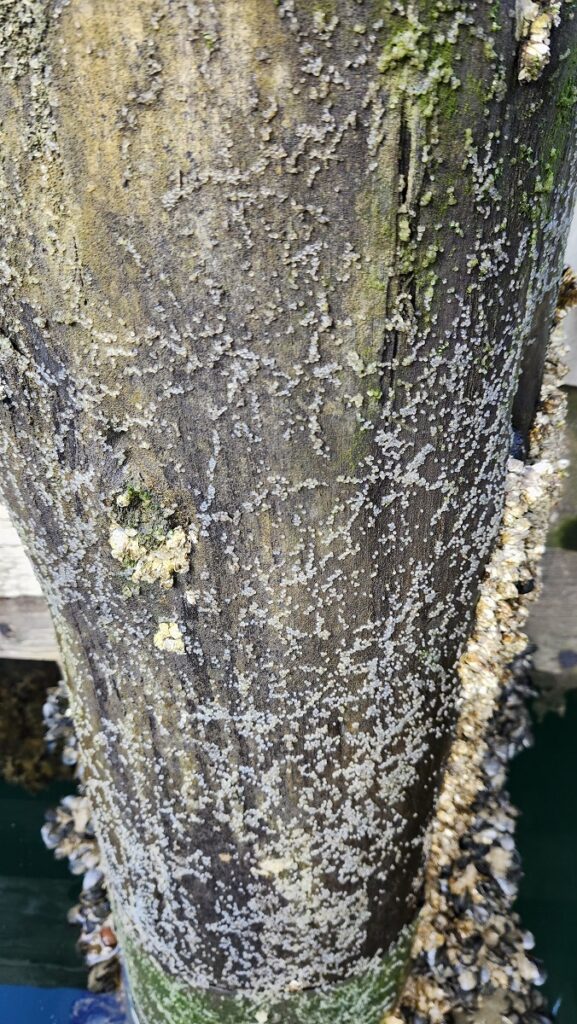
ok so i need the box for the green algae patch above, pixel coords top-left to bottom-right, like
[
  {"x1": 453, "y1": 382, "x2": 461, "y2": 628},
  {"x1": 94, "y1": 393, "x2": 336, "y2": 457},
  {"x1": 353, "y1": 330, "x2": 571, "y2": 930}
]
[
  {"x1": 549, "y1": 515, "x2": 577, "y2": 551},
  {"x1": 123, "y1": 924, "x2": 415, "y2": 1024}
]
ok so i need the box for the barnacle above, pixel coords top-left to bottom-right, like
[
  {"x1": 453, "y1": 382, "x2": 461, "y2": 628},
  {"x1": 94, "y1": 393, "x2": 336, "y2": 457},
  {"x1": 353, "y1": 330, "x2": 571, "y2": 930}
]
[
  {"x1": 153, "y1": 620, "x2": 185, "y2": 654},
  {"x1": 518, "y1": 2, "x2": 561, "y2": 83},
  {"x1": 109, "y1": 523, "x2": 191, "y2": 589},
  {"x1": 108, "y1": 488, "x2": 193, "y2": 590}
]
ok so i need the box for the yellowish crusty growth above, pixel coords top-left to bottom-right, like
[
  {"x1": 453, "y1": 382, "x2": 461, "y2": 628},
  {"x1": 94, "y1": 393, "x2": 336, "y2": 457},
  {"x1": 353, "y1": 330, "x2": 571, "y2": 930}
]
[
  {"x1": 518, "y1": 1, "x2": 563, "y2": 82},
  {"x1": 153, "y1": 620, "x2": 186, "y2": 655},
  {"x1": 109, "y1": 523, "x2": 191, "y2": 590},
  {"x1": 108, "y1": 486, "x2": 194, "y2": 593}
]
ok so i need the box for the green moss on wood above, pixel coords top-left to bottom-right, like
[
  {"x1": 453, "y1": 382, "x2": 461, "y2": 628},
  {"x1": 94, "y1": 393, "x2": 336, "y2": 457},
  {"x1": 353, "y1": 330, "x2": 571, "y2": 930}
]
[{"x1": 124, "y1": 924, "x2": 415, "y2": 1024}]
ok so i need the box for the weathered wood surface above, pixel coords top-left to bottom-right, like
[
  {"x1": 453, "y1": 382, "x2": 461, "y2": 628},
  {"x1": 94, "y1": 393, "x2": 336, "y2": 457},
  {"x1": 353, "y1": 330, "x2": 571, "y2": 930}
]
[
  {"x1": 0, "y1": 504, "x2": 57, "y2": 660},
  {"x1": 0, "y1": 596, "x2": 58, "y2": 661},
  {"x1": 0, "y1": 3, "x2": 576, "y2": 1022},
  {"x1": 526, "y1": 381, "x2": 577, "y2": 714}
]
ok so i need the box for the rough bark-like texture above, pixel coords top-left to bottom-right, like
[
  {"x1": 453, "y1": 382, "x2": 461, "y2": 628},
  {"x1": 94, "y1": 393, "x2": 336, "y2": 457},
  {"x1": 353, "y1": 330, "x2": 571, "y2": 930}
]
[{"x1": 0, "y1": 1, "x2": 576, "y2": 1020}]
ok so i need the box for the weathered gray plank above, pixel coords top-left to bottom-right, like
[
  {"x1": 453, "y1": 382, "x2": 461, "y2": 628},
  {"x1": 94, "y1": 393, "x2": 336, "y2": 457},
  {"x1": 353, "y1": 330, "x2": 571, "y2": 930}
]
[
  {"x1": 0, "y1": 596, "x2": 58, "y2": 661},
  {"x1": 0, "y1": 504, "x2": 57, "y2": 660},
  {"x1": 0, "y1": 503, "x2": 43, "y2": 598}
]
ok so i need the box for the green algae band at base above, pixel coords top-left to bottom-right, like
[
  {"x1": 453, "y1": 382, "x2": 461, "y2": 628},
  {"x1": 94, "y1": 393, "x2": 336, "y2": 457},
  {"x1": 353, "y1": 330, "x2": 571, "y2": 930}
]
[{"x1": 123, "y1": 924, "x2": 415, "y2": 1024}]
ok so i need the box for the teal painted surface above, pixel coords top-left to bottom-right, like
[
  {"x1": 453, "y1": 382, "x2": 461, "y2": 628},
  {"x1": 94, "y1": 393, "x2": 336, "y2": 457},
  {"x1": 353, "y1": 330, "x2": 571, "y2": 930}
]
[
  {"x1": 0, "y1": 778, "x2": 84, "y2": 987},
  {"x1": 0, "y1": 778, "x2": 75, "y2": 877},
  {"x1": 510, "y1": 690, "x2": 577, "y2": 1023}
]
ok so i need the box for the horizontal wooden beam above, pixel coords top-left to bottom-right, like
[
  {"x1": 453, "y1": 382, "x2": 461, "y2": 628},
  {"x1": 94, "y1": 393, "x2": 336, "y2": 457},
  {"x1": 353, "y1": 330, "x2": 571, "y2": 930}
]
[{"x1": 0, "y1": 596, "x2": 59, "y2": 661}]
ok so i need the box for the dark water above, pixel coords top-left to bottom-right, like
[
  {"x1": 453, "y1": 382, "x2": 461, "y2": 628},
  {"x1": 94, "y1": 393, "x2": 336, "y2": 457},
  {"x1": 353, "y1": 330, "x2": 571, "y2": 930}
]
[{"x1": 510, "y1": 690, "x2": 577, "y2": 1023}]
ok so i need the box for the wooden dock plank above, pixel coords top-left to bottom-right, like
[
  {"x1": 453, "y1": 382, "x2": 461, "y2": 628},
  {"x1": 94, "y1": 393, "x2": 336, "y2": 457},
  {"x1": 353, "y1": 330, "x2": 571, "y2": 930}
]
[{"x1": 0, "y1": 504, "x2": 58, "y2": 661}]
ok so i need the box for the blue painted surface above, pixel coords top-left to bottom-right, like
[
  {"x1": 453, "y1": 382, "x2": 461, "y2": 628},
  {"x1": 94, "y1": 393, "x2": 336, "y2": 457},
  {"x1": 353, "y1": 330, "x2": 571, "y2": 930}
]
[{"x1": 0, "y1": 986, "x2": 127, "y2": 1024}]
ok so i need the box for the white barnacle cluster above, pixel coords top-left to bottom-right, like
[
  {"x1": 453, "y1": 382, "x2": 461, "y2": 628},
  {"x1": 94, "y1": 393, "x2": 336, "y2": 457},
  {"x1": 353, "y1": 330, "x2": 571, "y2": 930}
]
[
  {"x1": 108, "y1": 488, "x2": 194, "y2": 591},
  {"x1": 108, "y1": 521, "x2": 191, "y2": 589},
  {"x1": 517, "y1": 0, "x2": 562, "y2": 82},
  {"x1": 400, "y1": 309, "x2": 570, "y2": 1018}
]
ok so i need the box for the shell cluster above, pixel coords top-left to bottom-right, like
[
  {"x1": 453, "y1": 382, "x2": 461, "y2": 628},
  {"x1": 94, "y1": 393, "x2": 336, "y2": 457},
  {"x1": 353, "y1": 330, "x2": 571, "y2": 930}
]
[
  {"x1": 397, "y1": 289, "x2": 575, "y2": 1020},
  {"x1": 42, "y1": 680, "x2": 120, "y2": 993},
  {"x1": 43, "y1": 679, "x2": 79, "y2": 768},
  {"x1": 398, "y1": 652, "x2": 549, "y2": 1022},
  {"x1": 518, "y1": 2, "x2": 562, "y2": 83},
  {"x1": 108, "y1": 487, "x2": 194, "y2": 594}
]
